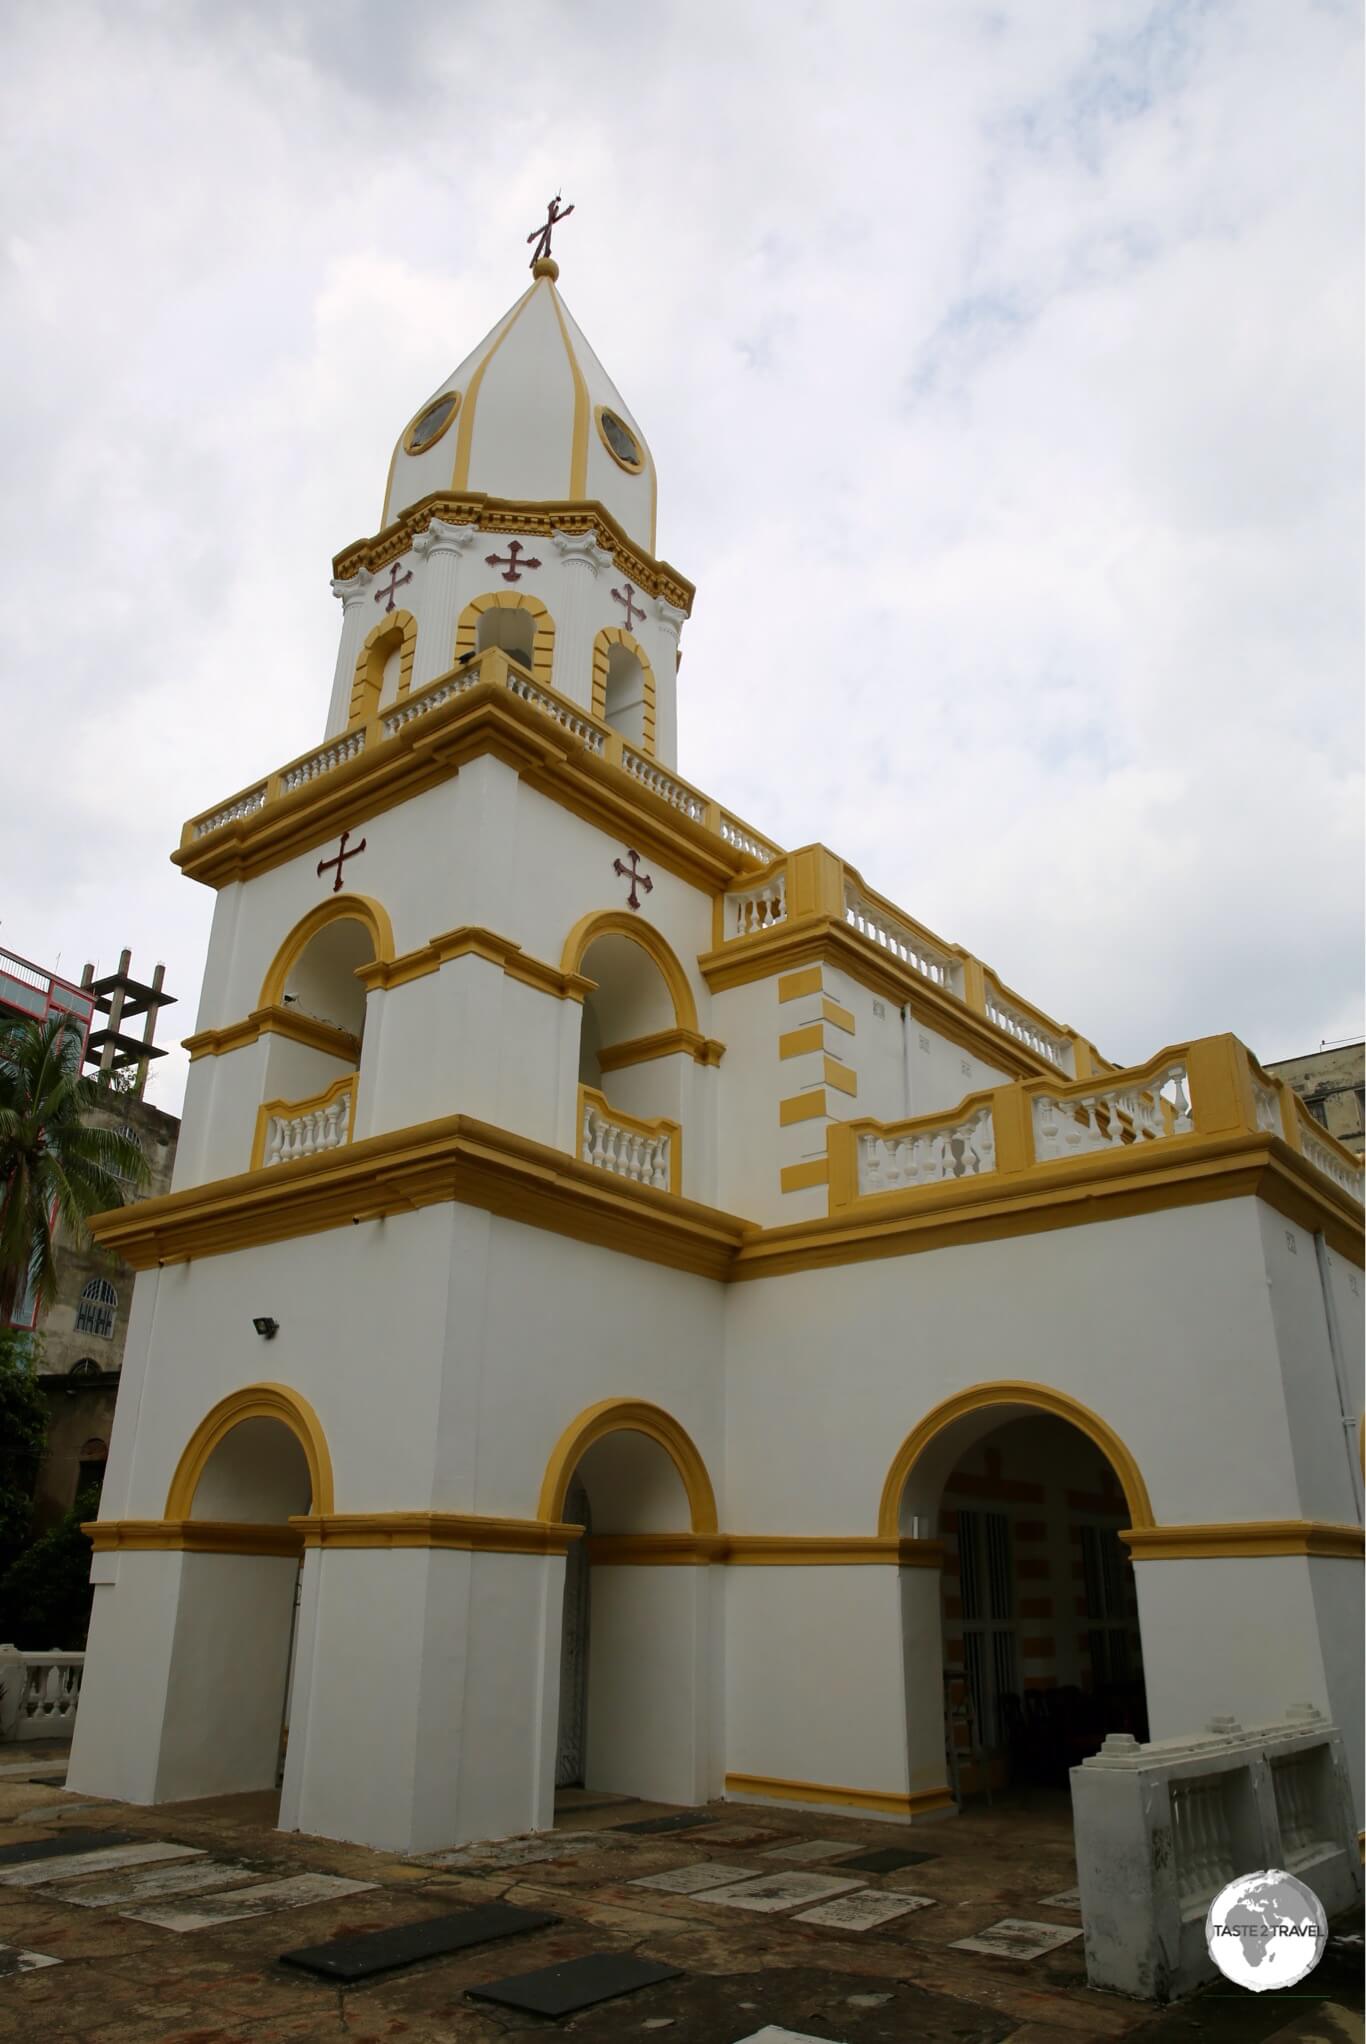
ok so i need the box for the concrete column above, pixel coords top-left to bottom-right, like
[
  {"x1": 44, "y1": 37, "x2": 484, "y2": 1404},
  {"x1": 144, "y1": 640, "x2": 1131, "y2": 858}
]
[
  {"x1": 325, "y1": 569, "x2": 375, "y2": 737},
  {"x1": 411, "y1": 520, "x2": 480, "y2": 689},
  {"x1": 651, "y1": 595, "x2": 685, "y2": 769}
]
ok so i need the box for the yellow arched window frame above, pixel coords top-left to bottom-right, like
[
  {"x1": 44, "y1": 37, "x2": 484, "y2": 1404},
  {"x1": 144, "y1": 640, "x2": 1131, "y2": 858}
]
[
  {"x1": 349, "y1": 609, "x2": 417, "y2": 727},
  {"x1": 455, "y1": 591, "x2": 555, "y2": 690},
  {"x1": 591, "y1": 627, "x2": 656, "y2": 756}
]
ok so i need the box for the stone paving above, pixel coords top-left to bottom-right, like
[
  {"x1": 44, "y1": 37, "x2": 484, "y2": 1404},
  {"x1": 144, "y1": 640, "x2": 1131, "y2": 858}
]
[{"x1": 0, "y1": 1750, "x2": 1359, "y2": 2042}]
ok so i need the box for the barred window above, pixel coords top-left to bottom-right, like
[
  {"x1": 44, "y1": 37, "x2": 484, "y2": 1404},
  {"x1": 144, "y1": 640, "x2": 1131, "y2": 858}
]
[{"x1": 75, "y1": 1277, "x2": 117, "y2": 1339}]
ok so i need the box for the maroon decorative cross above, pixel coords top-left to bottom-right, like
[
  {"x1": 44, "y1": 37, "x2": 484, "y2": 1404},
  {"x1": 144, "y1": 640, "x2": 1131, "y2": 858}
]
[
  {"x1": 485, "y1": 539, "x2": 542, "y2": 584},
  {"x1": 374, "y1": 561, "x2": 413, "y2": 613},
  {"x1": 317, "y1": 829, "x2": 368, "y2": 894},
  {"x1": 613, "y1": 848, "x2": 653, "y2": 911},
  {"x1": 527, "y1": 193, "x2": 574, "y2": 267},
  {"x1": 611, "y1": 580, "x2": 645, "y2": 631}
]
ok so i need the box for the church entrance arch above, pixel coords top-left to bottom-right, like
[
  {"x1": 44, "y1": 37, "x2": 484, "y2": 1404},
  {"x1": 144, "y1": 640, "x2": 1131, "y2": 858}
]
[
  {"x1": 156, "y1": 1385, "x2": 328, "y2": 1804},
  {"x1": 884, "y1": 1382, "x2": 1152, "y2": 1807},
  {"x1": 540, "y1": 1400, "x2": 717, "y2": 1809}
]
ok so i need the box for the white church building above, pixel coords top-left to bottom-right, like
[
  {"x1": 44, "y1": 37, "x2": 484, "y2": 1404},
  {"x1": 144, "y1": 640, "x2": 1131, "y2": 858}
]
[{"x1": 71, "y1": 243, "x2": 1364, "y2": 1859}]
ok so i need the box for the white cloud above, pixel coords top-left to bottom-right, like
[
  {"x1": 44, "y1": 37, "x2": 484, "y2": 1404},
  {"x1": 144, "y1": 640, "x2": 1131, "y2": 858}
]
[{"x1": 0, "y1": 0, "x2": 1360, "y2": 1113}]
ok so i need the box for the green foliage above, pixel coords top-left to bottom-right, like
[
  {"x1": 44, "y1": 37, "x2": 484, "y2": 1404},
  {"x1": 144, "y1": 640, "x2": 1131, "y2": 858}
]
[
  {"x1": 0, "y1": 1485, "x2": 100, "y2": 1650},
  {"x1": 0, "y1": 1327, "x2": 47, "y2": 1580},
  {"x1": 0, "y1": 1014, "x2": 150, "y2": 1323}
]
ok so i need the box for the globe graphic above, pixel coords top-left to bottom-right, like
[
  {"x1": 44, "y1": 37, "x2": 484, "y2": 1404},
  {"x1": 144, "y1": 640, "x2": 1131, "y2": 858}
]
[{"x1": 1205, "y1": 1869, "x2": 1328, "y2": 1991}]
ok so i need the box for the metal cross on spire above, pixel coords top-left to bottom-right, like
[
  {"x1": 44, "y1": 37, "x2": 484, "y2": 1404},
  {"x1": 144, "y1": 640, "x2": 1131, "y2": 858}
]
[{"x1": 527, "y1": 193, "x2": 574, "y2": 268}]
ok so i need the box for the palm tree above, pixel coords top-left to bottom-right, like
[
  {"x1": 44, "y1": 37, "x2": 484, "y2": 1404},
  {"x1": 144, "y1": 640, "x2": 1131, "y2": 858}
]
[{"x1": 0, "y1": 1014, "x2": 149, "y2": 1327}]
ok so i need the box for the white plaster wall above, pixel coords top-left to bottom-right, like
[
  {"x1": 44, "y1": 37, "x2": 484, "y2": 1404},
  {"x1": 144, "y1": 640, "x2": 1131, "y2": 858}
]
[
  {"x1": 68, "y1": 1552, "x2": 182, "y2": 1804},
  {"x1": 586, "y1": 1567, "x2": 711, "y2": 1806},
  {"x1": 155, "y1": 1553, "x2": 298, "y2": 1801},
  {"x1": 1258, "y1": 1206, "x2": 1364, "y2": 1526}
]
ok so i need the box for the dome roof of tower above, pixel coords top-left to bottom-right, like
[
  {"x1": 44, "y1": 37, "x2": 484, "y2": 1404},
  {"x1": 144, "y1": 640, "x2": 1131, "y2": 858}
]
[{"x1": 382, "y1": 259, "x2": 657, "y2": 553}]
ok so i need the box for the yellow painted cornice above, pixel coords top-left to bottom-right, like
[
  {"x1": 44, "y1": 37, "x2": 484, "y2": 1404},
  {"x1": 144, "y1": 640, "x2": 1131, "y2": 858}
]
[
  {"x1": 358, "y1": 925, "x2": 594, "y2": 1003},
  {"x1": 184, "y1": 1005, "x2": 361, "y2": 1065},
  {"x1": 174, "y1": 680, "x2": 761, "y2": 897},
  {"x1": 700, "y1": 916, "x2": 1064, "y2": 1084},
  {"x1": 582, "y1": 1533, "x2": 944, "y2": 1567},
  {"x1": 333, "y1": 491, "x2": 694, "y2": 617},
  {"x1": 86, "y1": 1111, "x2": 747, "y2": 1281},
  {"x1": 724, "y1": 1773, "x2": 956, "y2": 1820},
  {"x1": 85, "y1": 1518, "x2": 304, "y2": 1557},
  {"x1": 598, "y1": 1027, "x2": 726, "y2": 1070},
  {"x1": 1122, "y1": 1521, "x2": 1365, "y2": 1561},
  {"x1": 292, "y1": 1512, "x2": 583, "y2": 1555}
]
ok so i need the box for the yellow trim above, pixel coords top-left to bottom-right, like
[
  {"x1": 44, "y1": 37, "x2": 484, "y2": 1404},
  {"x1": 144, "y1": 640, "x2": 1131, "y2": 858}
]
[
  {"x1": 585, "y1": 1533, "x2": 726, "y2": 1566},
  {"x1": 164, "y1": 1383, "x2": 336, "y2": 1520},
  {"x1": 358, "y1": 925, "x2": 593, "y2": 1003},
  {"x1": 778, "y1": 967, "x2": 824, "y2": 1003},
  {"x1": 597, "y1": 1027, "x2": 724, "y2": 1070},
  {"x1": 85, "y1": 1518, "x2": 304, "y2": 1557},
  {"x1": 259, "y1": 895, "x2": 395, "y2": 1011},
  {"x1": 580, "y1": 1532, "x2": 943, "y2": 1566},
  {"x1": 448, "y1": 282, "x2": 536, "y2": 500},
  {"x1": 823, "y1": 1056, "x2": 857, "y2": 1097},
  {"x1": 878, "y1": 1381, "x2": 1154, "y2": 1537},
  {"x1": 779, "y1": 1023, "x2": 824, "y2": 1060},
  {"x1": 1122, "y1": 1522, "x2": 1365, "y2": 1561},
  {"x1": 537, "y1": 1397, "x2": 719, "y2": 1534},
  {"x1": 779, "y1": 1091, "x2": 827, "y2": 1126},
  {"x1": 577, "y1": 1084, "x2": 682, "y2": 1195},
  {"x1": 780, "y1": 1158, "x2": 829, "y2": 1192},
  {"x1": 593, "y1": 403, "x2": 645, "y2": 475},
  {"x1": 293, "y1": 1512, "x2": 582, "y2": 1554},
  {"x1": 250, "y1": 1073, "x2": 357, "y2": 1171},
  {"x1": 590, "y1": 627, "x2": 657, "y2": 756},
  {"x1": 548, "y1": 287, "x2": 591, "y2": 497},
  {"x1": 401, "y1": 390, "x2": 460, "y2": 457},
  {"x1": 455, "y1": 591, "x2": 555, "y2": 689},
  {"x1": 349, "y1": 608, "x2": 417, "y2": 727},
  {"x1": 822, "y1": 998, "x2": 856, "y2": 1034},
  {"x1": 725, "y1": 1774, "x2": 956, "y2": 1820},
  {"x1": 184, "y1": 1005, "x2": 360, "y2": 1064},
  {"x1": 561, "y1": 909, "x2": 701, "y2": 1035}
]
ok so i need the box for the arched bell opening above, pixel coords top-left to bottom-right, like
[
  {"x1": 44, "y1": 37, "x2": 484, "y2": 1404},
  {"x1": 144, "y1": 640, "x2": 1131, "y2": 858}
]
[
  {"x1": 886, "y1": 1386, "x2": 1151, "y2": 1813},
  {"x1": 254, "y1": 902, "x2": 389, "y2": 1168},
  {"x1": 575, "y1": 930, "x2": 688, "y2": 1194}
]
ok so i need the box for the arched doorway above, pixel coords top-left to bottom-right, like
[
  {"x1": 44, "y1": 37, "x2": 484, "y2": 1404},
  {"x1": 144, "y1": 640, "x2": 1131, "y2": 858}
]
[
  {"x1": 542, "y1": 1402, "x2": 717, "y2": 1809},
  {"x1": 884, "y1": 1383, "x2": 1152, "y2": 1808},
  {"x1": 157, "y1": 1386, "x2": 329, "y2": 1802}
]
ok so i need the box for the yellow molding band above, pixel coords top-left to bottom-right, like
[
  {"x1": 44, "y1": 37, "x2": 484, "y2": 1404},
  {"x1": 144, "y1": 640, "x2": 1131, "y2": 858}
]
[
  {"x1": 779, "y1": 1091, "x2": 827, "y2": 1126},
  {"x1": 1122, "y1": 1522, "x2": 1365, "y2": 1561},
  {"x1": 725, "y1": 1535, "x2": 944, "y2": 1567},
  {"x1": 597, "y1": 1027, "x2": 725, "y2": 1071},
  {"x1": 822, "y1": 998, "x2": 856, "y2": 1034},
  {"x1": 779, "y1": 1023, "x2": 825, "y2": 1060},
  {"x1": 823, "y1": 1056, "x2": 857, "y2": 1097},
  {"x1": 293, "y1": 1512, "x2": 583, "y2": 1554},
  {"x1": 780, "y1": 1158, "x2": 829, "y2": 1193},
  {"x1": 778, "y1": 967, "x2": 823, "y2": 1003},
  {"x1": 184, "y1": 1006, "x2": 360, "y2": 1064},
  {"x1": 85, "y1": 1519, "x2": 305, "y2": 1557},
  {"x1": 879, "y1": 1381, "x2": 1154, "y2": 1536},
  {"x1": 359, "y1": 926, "x2": 592, "y2": 1002},
  {"x1": 585, "y1": 1533, "x2": 726, "y2": 1566},
  {"x1": 725, "y1": 1774, "x2": 956, "y2": 1820}
]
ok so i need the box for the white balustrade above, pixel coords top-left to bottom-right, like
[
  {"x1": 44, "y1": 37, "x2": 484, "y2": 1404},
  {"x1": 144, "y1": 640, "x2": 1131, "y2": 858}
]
[
  {"x1": 503, "y1": 668, "x2": 607, "y2": 755},
  {"x1": 1250, "y1": 1072, "x2": 1282, "y2": 1135},
  {"x1": 580, "y1": 1094, "x2": 675, "y2": 1191},
  {"x1": 858, "y1": 1105, "x2": 996, "y2": 1194},
  {"x1": 0, "y1": 1648, "x2": 84, "y2": 1742},
  {"x1": 193, "y1": 786, "x2": 268, "y2": 839},
  {"x1": 1297, "y1": 1122, "x2": 1365, "y2": 1203},
  {"x1": 1033, "y1": 1063, "x2": 1192, "y2": 1162},
  {"x1": 1170, "y1": 1774, "x2": 1237, "y2": 1912},
  {"x1": 844, "y1": 885, "x2": 961, "y2": 993},
  {"x1": 264, "y1": 1085, "x2": 353, "y2": 1167},
  {"x1": 718, "y1": 813, "x2": 779, "y2": 862},
  {"x1": 726, "y1": 869, "x2": 787, "y2": 938},
  {"x1": 382, "y1": 666, "x2": 481, "y2": 735},
  {"x1": 279, "y1": 729, "x2": 366, "y2": 793},
  {"x1": 985, "y1": 986, "x2": 1071, "y2": 1070},
  {"x1": 620, "y1": 747, "x2": 707, "y2": 821}
]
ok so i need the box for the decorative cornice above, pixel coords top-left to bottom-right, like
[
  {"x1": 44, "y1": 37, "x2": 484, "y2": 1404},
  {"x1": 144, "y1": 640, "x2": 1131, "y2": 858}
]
[
  {"x1": 598, "y1": 1027, "x2": 725, "y2": 1071},
  {"x1": 724, "y1": 1773, "x2": 956, "y2": 1820},
  {"x1": 1122, "y1": 1521, "x2": 1365, "y2": 1562},
  {"x1": 292, "y1": 1512, "x2": 583, "y2": 1555},
  {"x1": 184, "y1": 1004, "x2": 361, "y2": 1065},
  {"x1": 552, "y1": 527, "x2": 613, "y2": 575},
  {"x1": 358, "y1": 926, "x2": 594, "y2": 1003},
  {"x1": 331, "y1": 568, "x2": 373, "y2": 610},
  {"x1": 413, "y1": 519, "x2": 480, "y2": 559},
  {"x1": 86, "y1": 1111, "x2": 747, "y2": 1281},
  {"x1": 582, "y1": 1534, "x2": 943, "y2": 1566},
  {"x1": 652, "y1": 595, "x2": 687, "y2": 644},
  {"x1": 85, "y1": 1518, "x2": 304, "y2": 1557},
  {"x1": 333, "y1": 491, "x2": 695, "y2": 617}
]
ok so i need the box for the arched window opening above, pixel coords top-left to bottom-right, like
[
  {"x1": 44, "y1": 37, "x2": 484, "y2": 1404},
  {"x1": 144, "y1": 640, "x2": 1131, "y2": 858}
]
[
  {"x1": 281, "y1": 919, "x2": 371, "y2": 1042},
  {"x1": 576, "y1": 932, "x2": 683, "y2": 1191},
  {"x1": 477, "y1": 605, "x2": 535, "y2": 669},
  {"x1": 70, "y1": 1357, "x2": 101, "y2": 1377},
  {"x1": 604, "y1": 644, "x2": 647, "y2": 747},
  {"x1": 75, "y1": 1278, "x2": 117, "y2": 1338},
  {"x1": 256, "y1": 905, "x2": 385, "y2": 1169}
]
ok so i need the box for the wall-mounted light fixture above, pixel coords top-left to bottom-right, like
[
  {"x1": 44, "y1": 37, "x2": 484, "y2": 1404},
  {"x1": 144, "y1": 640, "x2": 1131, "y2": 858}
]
[{"x1": 252, "y1": 1315, "x2": 279, "y2": 1340}]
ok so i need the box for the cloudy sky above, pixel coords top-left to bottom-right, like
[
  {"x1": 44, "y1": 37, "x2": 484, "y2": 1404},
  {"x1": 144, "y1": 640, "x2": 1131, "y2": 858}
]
[{"x1": 1, "y1": 0, "x2": 1360, "y2": 1114}]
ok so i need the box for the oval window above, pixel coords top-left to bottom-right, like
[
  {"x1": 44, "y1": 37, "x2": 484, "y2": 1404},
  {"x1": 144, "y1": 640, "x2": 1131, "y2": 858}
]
[
  {"x1": 403, "y1": 392, "x2": 460, "y2": 456},
  {"x1": 596, "y1": 406, "x2": 644, "y2": 474}
]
